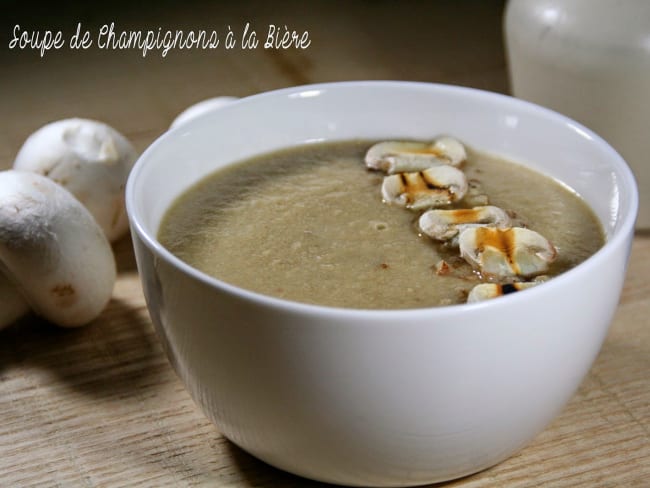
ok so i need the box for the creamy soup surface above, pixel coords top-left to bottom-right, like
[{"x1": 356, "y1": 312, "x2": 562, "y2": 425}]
[{"x1": 158, "y1": 140, "x2": 604, "y2": 309}]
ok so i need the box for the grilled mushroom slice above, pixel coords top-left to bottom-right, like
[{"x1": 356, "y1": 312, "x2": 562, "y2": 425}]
[
  {"x1": 365, "y1": 136, "x2": 467, "y2": 174},
  {"x1": 381, "y1": 165, "x2": 468, "y2": 210},
  {"x1": 458, "y1": 226, "x2": 557, "y2": 278}
]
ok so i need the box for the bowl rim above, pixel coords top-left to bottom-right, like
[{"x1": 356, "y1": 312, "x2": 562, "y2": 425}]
[{"x1": 126, "y1": 80, "x2": 639, "y2": 319}]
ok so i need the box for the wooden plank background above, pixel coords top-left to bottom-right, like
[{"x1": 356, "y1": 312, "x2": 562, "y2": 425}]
[{"x1": 1, "y1": 1, "x2": 648, "y2": 486}]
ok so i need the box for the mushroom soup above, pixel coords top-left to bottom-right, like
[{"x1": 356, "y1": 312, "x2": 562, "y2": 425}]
[{"x1": 158, "y1": 139, "x2": 604, "y2": 309}]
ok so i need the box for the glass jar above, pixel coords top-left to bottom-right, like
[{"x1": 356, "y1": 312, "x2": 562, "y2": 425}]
[{"x1": 504, "y1": 0, "x2": 650, "y2": 229}]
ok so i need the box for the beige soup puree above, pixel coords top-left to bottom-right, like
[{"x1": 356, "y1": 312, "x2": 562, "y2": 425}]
[{"x1": 158, "y1": 140, "x2": 604, "y2": 309}]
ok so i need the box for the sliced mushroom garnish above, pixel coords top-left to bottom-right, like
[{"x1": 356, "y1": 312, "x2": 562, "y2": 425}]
[
  {"x1": 467, "y1": 282, "x2": 540, "y2": 303},
  {"x1": 365, "y1": 136, "x2": 467, "y2": 174},
  {"x1": 458, "y1": 226, "x2": 557, "y2": 278},
  {"x1": 381, "y1": 165, "x2": 468, "y2": 210},
  {"x1": 418, "y1": 206, "x2": 511, "y2": 243}
]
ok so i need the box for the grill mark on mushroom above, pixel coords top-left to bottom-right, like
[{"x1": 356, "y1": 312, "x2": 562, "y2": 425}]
[
  {"x1": 421, "y1": 170, "x2": 444, "y2": 189},
  {"x1": 477, "y1": 227, "x2": 517, "y2": 265},
  {"x1": 467, "y1": 281, "x2": 540, "y2": 303},
  {"x1": 501, "y1": 283, "x2": 518, "y2": 295}
]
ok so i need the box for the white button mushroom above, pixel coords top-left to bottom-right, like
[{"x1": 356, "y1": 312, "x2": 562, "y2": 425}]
[
  {"x1": 0, "y1": 170, "x2": 116, "y2": 328},
  {"x1": 170, "y1": 96, "x2": 239, "y2": 129},
  {"x1": 13, "y1": 118, "x2": 137, "y2": 242}
]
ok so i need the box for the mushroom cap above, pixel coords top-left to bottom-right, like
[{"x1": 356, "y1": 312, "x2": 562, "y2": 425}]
[
  {"x1": 0, "y1": 170, "x2": 116, "y2": 327},
  {"x1": 13, "y1": 118, "x2": 137, "y2": 242},
  {"x1": 170, "y1": 96, "x2": 239, "y2": 129}
]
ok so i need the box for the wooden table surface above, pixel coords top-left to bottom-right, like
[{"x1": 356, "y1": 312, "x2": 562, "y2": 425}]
[{"x1": 1, "y1": 1, "x2": 648, "y2": 486}]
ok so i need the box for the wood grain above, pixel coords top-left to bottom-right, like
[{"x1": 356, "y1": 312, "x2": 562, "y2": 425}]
[{"x1": 1, "y1": 1, "x2": 648, "y2": 486}]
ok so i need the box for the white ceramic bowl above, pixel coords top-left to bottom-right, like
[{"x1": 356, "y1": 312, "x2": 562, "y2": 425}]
[{"x1": 126, "y1": 82, "x2": 638, "y2": 486}]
